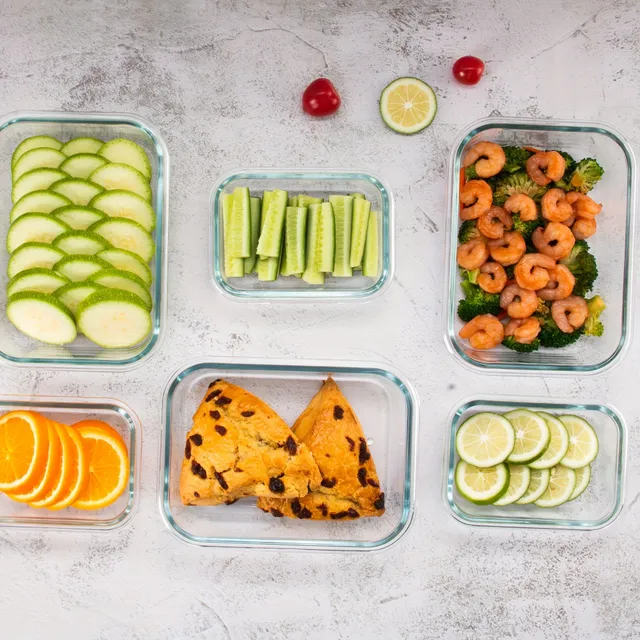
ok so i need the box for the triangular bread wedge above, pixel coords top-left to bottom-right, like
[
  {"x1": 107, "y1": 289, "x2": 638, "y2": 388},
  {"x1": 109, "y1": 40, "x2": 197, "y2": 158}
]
[
  {"x1": 180, "y1": 379, "x2": 321, "y2": 506},
  {"x1": 257, "y1": 378, "x2": 385, "y2": 520}
]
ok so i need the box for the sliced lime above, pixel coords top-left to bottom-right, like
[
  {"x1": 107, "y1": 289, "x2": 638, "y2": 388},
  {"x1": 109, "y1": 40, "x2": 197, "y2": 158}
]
[
  {"x1": 569, "y1": 464, "x2": 592, "y2": 501},
  {"x1": 379, "y1": 77, "x2": 437, "y2": 135},
  {"x1": 493, "y1": 464, "x2": 531, "y2": 506},
  {"x1": 528, "y1": 412, "x2": 570, "y2": 470},
  {"x1": 559, "y1": 415, "x2": 599, "y2": 468},
  {"x1": 504, "y1": 408, "x2": 550, "y2": 464},
  {"x1": 455, "y1": 412, "x2": 515, "y2": 468},
  {"x1": 455, "y1": 460, "x2": 509, "y2": 505},
  {"x1": 516, "y1": 468, "x2": 551, "y2": 505},
  {"x1": 534, "y1": 465, "x2": 577, "y2": 508}
]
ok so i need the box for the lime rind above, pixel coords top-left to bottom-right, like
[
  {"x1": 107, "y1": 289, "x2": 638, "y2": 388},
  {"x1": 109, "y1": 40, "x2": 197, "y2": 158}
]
[
  {"x1": 379, "y1": 77, "x2": 437, "y2": 135},
  {"x1": 455, "y1": 460, "x2": 510, "y2": 505},
  {"x1": 569, "y1": 464, "x2": 592, "y2": 501},
  {"x1": 534, "y1": 465, "x2": 577, "y2": 508},
  {"x1": 516, "y1": 468, "x2": 551, "y2": 505},
  {"x1": 558, "y1": 415, "x2": 599, "y2": 469},
  {"x1": 528, "y1": 412, "x2": 570, "y2": 470},
  {"x1": 493, "y1": 464, "x2": 531, "y2": 506}
]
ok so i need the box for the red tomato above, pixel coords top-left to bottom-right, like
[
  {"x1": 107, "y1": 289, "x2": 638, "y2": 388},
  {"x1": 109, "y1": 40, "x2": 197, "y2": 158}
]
[
  {"x1": 302, "y1": 78, "x2": 341, "y2": 117},
  {"x1": 453, "y1": 56, "x2": 485, "y2": 86}
]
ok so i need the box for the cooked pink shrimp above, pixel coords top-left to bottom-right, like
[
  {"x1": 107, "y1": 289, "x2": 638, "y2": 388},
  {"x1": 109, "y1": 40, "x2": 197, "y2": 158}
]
[
  {"x1": 538, "y1": 264, "x2": 575, "y2": 301},
  {"x1": 566, "y1": 192, "x2": 602, "y2": 219},
  {"x1": 572, "y1": 217, "x2": 597, "y2": 240},
  {"x1": 478, "y1": 262, "x2": 507, "y2": 294},
  {"x1": 504, "y1": 317, "x2": 541, "y2": 344},
  {"x1": 514, "y1": 253, "x2": 556, "y2": 290},
  {"x1": 460, "y1": 180, "x2": 493, "y2": 220},
  {"x1": 462, "y1": 142, "x2": 506, "y2": 178},
  {"x1": 459, "y1": 314, "x2": 504, "y2": 350},
  {"x1": 504, "y1": 193, "x2": 538, "y2": 222},
  {"x1": 457, "y1": 238, "x2": 489, "y2": 270},
  {"x1": 487, "y1": 231, "x2": 526, "y2": 266},
  {"x1": 561, "y1": 214, "x2": 576, "y2": 227},
  {"x1": 551, "y1": 296, "x2": 588, "y2": 333},
  {"x1": 526, "y1": 151, "x2": 566, "y2": 186},
  {"x1": 500, "y1": 284, "x2": 539, "y2": 319},
  {"x1": 532, "y1": 222, "x2": 575, "y2": 260},
  {"x1": 541, "y1": 188, "x2": 573, "y2": 223},
  {"x1": 477, "y1": 206, "x2": 512, "y2": 240}
]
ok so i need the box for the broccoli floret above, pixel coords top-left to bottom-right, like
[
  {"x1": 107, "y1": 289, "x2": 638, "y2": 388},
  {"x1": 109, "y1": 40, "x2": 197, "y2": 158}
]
[
  {"x1": 584, "y1": 295, "x2": 606, "y2": 337},
  {"x1": 493, "y1": 171, "x2": 548, "y2": 206},
  {"x1": 465, "y1": 165, "x2": 480, "y2": 181},
  {"x1": 458, "y1": 220, "x2": 482, "y2": 244},
  {"x1": 502, "y1": 336, "x2": 540, "y2": 352},
  {"x1": 538, "y1": 315, "x2": 584, "y2": 348},
  {"x1": 504, "y1": 264, "x2": 515, "y2": 280},
  {"x1": 559, "y1": 239, "x2": 598, "y2": 297},
  {"x1": 457, "y1": 271, "x2": 500, "y2": 322},
  {"x1": 512, "y1": 213, "x2": 543, "y2": 244},
  {"x1": 564, "y1": 158, "x2": 604, "y2": 194},
  {"x1": 502, "y1": 146, "x2": 532, "y2": 173},
  {"x1": 535, "y1": 299, "x2": 551, "y2": 317}
]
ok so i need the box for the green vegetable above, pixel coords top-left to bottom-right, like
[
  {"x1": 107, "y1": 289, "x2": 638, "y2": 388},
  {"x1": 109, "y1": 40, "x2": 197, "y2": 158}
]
[
  {"x1": 511, "y1": 213, "x2": 542, "y2": 244},
  {"x1": 459, "y1": 267, "x2": 479, "y2": 284},
  {"x1": 552, "y1": 151, "x2": 577, "y2": 190},
  {"x1": 559, "y1": 239, "x2": 598, "y2": 297},
  {"x1": 457, "y1": 272, "x2": 500, "y2": 322},
  {"x1": 464, "y1": 165, "x2": 480, "y2": 181},
  {"x1": 493, "y1": 171, "x2": 547, "y2": 206},
  {"x1": 535, "y1": 299, "x2": 551, "y2": 317},
  {"x1": 502, "y1": 146, "x2": 532, "y2": 173},
  {"x1": 458, "y1": 220, "x2": 482, "y2": 244},
  {"x1": 584, "y1": 295, "x2": 606, "y2": 337},
  {"x1": 563, "y1": 158, "x2": 604, "y2": 194},
  {"x1": 538, "y1": 315, "x2": 584, "y2": 348},
  {"x1": 502, "y1": 336, "x2": 540, "y2": 353}
]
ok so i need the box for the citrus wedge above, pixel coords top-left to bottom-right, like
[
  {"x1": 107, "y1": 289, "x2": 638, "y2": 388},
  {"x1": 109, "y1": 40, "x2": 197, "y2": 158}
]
[
  {"x1": 47, "y1": 425, "x2": 89, "y2": 510},
  {"x1": 455, "y1": 460, "x2": 509, "y2": 504},
  {"x1": 379, "y1": 77, "x2": 437, "y2": 134},
  {"x1": 559, "y1": 415, "x2": 599, "y2": 469},
  {"x1": 455, "y1": 412, "x2": 515, "y2": 468},
  {"x1": 504, "y1": 408, "x2": 551, "y2": 464},
  {"x1": 72, "y1": 420, "x2": 129, "y2": 510}
]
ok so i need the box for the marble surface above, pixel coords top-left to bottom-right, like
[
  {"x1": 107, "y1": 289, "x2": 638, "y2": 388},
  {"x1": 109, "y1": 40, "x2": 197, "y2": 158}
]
[{"x1": 1, "y1": 0, "x2": 640, "y2": 638}]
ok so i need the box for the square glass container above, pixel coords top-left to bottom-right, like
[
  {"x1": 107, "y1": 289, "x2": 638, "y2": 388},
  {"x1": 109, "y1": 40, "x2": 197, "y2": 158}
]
[
  {"x1": 0, "y1": 110, "x2": 169, "y2": 369},
  {"x1": 0, "y1": 394, "x2": 140, "y2": 531},
  {"x1": 443, "y1": 396, "x2": 626, "y2": 531},
  {"x1": 159, "y1": 358, "x2": 418, "y2": 550},
  {"x1": 444, "y1": 117, "x2": 636, "y2": 374},
  {"x1": 210, "y1": 169, "x2": 394, "y2": 301}
]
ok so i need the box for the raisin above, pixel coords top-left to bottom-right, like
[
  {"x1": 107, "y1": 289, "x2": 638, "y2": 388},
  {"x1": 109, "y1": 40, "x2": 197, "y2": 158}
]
[
  {"x1": 374, "y1": 493, "x2": 385, "y2": 510},
  {"x1": 189, "y1": 434, "x2": 203, "y2": 446},
  {"x1": 357, "y1": 468, "x2": 367, "y2": 487},
  {"x1": 241, "y1": 410, "x2": 255, "y2": 417},
  {"x1": 325, "y1": 453, "x2": 331, "y2": 458},
  {"x1": 208, "y1": 379, "x2": 222, "y2": 389},
  {"x1": 297, "y1": 507, "x2": 312, "y2": 519},
  {"x1": 210, "y1": 410, "x2": 221, "y2": 420},
  {"x1": 321, "y1": 478, "x2": 336, "y2": 489},
  {"x1": 333, "y1": 405, "x2": 344, "y2": 420},
  {"x1": 318, "y1": 504, "x2": 328, "y2": 517},
  {"x1": 346, "y1": 508, "x2": 360, "y2": 518},
  {"x1": 191, "y1": 459, "x2": 206, "y2": 479},
  {"x1": 234, "y1": 467, "x2": 243, "y2": 473},
  {"x1": 214, "y1": 470, "x2": 228, "y2": 490},
  {"x1": 215, "y1": 395, "x2": 232, "y2": 406},
  {"x1": 284, "y1": 435, "x2": 297, "y2": 455},
  {"x1": 270, "y1": 509, "x2": 284, "y2": 518},
  {"x1": 367, "y1": 478, "x2": 380, "y2": 488},
  {"x1": 184, "y1": 439, "x2": 192, "y2": 460},
  {"x1": 291, "y1": 499, "x2": 302, "y2": 515},
  {"x1": 331, "y1": 508, "x2": 360, "y2": 519},
  {"x1": 193, "y1": 491, "x2": 200, "y2": 498},
  {"x1": 215, "y1": 425, "x2": 227, "y2": 436},
  {"x1": 346, "y1": 436, "x2": 355, "y2": 451},
  {"x1": 269, "y1": 477, "x2": 285, "y2": 494},
  {"x1": 205, "y1": 389, "x2": 222, "y2": 402},
  {"x1": 224, "y1": 499, "x2": 238, "y2": 506},
  {"x1": 358, "y1": 438, "x2": 371, "y2": 464}
]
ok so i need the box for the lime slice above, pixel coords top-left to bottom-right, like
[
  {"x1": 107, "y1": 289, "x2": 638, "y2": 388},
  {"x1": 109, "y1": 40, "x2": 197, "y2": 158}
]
[
  {"x1": 516, "y1": 468, "x2": 551, "y2": 505},
  {"x1": 559, "y1": 415, "x2": 599, "y2": 468},
  {"x1": 379, "y1": 77, "x2": 437, "y2": 135},
  {"x1": 504, "y1": 408, "x2": 551, "y2": 464},
  {"x1": 493, "y1": 464, "x2": 531, "y2": 506},
  {"x1": 455, "y1": 412, "x2": 515, "y2": 468},
  {"x1": 534, "y1": 465, "x2": 577, "y2": 508},
  {"x1": 455, "y1": 460, "x2": 509, "y2": 505},
  {"x1": 528, "y1": 412, "x2": 570, "y2": 470},
  {"x1": 569, "y1": 464, "x2": 592, "y2": 501}
]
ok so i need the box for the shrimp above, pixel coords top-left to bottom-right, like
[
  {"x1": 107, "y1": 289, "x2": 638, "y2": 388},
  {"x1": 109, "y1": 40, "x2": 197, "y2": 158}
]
[
  {"x1": 526, "y1": 151, "x2": 566, "y2": 186},
  {"x1": 538, "y1": 264, "x2": 575, "y2": 301},
  {"x1": 499, "y1": 284, "x2": 539, "y2": 319},
  {"x1": 572, "y1": 217, "x2": 597, "y2": 240},
  {"x1": 477, "y1": 206, "x2": 512, "y2": 239},
  {"x1": 504, "y1": 193, "x2": 538, "y2": 221},
  {"x1": 561, "y1": 214, "x2": 576, "y2": 227},
  {"x1": 460, "y1": 180, "x2": 493, "y2": 221},
  {"x1": 531, "y1": 222, "x2": 575, "y2": 260},
  {"x1": 478, "y1": 262, "x2": 507, "y2": 294},
  {"x1": 504, "y1": 317, "x2": 541, "y2": 344},
  {"x1": 551, "y1": 296, "x2": 588, "y2": 333},
  {"x1": 514, "y1": 253, "x2": 556, "y2": 290},
  {"x1": 541, "y1": 188, "x2": 573, "y2": 223},
  {"x1": 457, "y1": 238, "x2": 489, "y2": 270},
  {"x1": 487, "y1": 231, "x2": 526, "y2": 266},
  {"x1": 459, "y1": 314, "x2": 505, "y2": 350},
  {"x1": 462, "y1": 142, "x2": 506, "y2": 178},
  {"x1": 566, "y1": 192, "x2": 602, "y2": 219}
]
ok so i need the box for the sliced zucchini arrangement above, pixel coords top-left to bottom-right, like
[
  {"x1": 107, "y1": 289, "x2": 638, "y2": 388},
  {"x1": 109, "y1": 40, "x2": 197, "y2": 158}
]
[
  {"x1": 221, "y1": 187, "x2": 380, "y2": 283},
  {"x1": 454, "y1": 409, "x2": 598, "y2": 508},
  {"x1": 5, "y1": 135, "x2": 157, "y2": 347}
]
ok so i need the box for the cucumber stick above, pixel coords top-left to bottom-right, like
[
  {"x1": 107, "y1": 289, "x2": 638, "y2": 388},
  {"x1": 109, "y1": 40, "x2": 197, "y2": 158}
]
[
  {"x1": 330, "y1": 195, "x2": 354, "y2": 277},
  {"x1": 302, "y1": 204, "x2": 325, "y2": 285},
  {"x1": 222, "y1": 194, "x2": 243, "y2": 278},
  {"x1": 314, "y1": 202, "x2": 335, "y2": 272},
  {"x1": 297, "y1": 195, "x2": 322, "y2": 207},
  {"x1": 243, "y1": 197, "x2": 262, "y2": 273},
  {"x1": 256, "y1": 189, "x2": 287, "y2": 258},
  {"x1": 350, "y1": 197, "x2": 371, "y2": 268},
  {"x1": 362, "y1": 210, "x2": 380, "y2": 278},
  {"x1": 229, "y1": 187, "x2": 251, "y2": 258},
  {"x1": 258, "y1": 236, "x2": 284, "y2": 281},
  {"x1": 282, "y1": 207, "x2": 307, "y2": 275}
]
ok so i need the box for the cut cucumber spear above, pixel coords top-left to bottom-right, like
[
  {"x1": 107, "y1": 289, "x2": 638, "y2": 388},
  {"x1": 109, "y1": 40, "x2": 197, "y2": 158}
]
[
  {"x1": 222, "y1": 194, "x2": 244, "y2": 278},
  {"x1": 282, "y1": 206, "x2": 307, "y2": 275},
  {"x1": 350, "y1": 197, "x2": 371, "y2": 268},
  {"x1": 243, "y1": 197, "x2": 262, "y2": 273},
  {"x1": 254, "y1": 191, "x2": 272, "y2": 275},
  {"x1": 229, "y1": 187, "x2": 251, "y2": 258},
  {"x1": 362, "y1": 210, "x2": 380, "y2": 278},
  {"x1": 302, "y1": 204, "x2": 325, "y2": 285},
  {"x1": 314, "y1": 202, "x2": 335, "y2": 272},
  {"x1": 330, "y1": 195, "x2": 354, "y2": 277},
  {"x1": 297, "y1": 195, "x2": 322, "y2": 208},
  {"x1": 256, "y1": 189, "x2": 288, "y2": 258},
  {"x1": 258, "y1": 236, "x2": 284, "y2": 281}
]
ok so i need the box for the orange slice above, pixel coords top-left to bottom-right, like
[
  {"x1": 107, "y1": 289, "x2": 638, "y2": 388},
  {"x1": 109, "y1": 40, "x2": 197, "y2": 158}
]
[
  {"x1": 7, "y1": 419, "x2": 61, "y2": 503},
  {"x1": 0, "y1": 410, "x2": 49, "y2": 493},
  {"x1": 72, "y1": 420, "x2": 129, "y2": 510},
  {"x1": 46, "y1": 425, "x2": 89, "y2": 511}
]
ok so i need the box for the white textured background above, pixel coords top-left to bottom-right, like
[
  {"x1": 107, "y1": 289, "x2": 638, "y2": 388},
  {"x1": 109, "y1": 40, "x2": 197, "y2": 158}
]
[{"x1": 1, "y1": 1, "x2": 640, "y2": 638}]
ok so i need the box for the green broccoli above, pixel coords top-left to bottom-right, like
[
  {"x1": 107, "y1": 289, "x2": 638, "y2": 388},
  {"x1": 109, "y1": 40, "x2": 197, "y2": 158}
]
[
  {"x1": 584, "y1": 295, "x2": 606, "y2": 337},
  {"x1": 564, "y1": 158, "x2": 604, "y2": 194},
  {"x1": 535, "y1": 299, "x2": 551, "y2": 317},
  {"x1": 504, "y1": 264, "x2": 515, "y2": 280},
  {"x1": 502, "y1": 146, "x2": 532, "y2": 173},
  {"x1": 493, "y1": 171, "x2": 547, "y2": 206},
  {"x1": 559, "y1": 240, "x2": 598, "y2": 297},
  {"x1": 538, "y1": 314, "x2": 584, "y2": 348},
  {"x1": 459, "y1": 267, "x2": 480, "y2": 284},
  {"x1": 457, "y1": 270, "x2": 500, "y2": 322},
  {"x1": 511, "y1": 213, "x2": 543, "y2": 244},
  {"x1": 502, "y1": 336, "x2": 540, "y2": 352},
  {"x1": 465, "y1": 164, "x2": 480, "y2": 181},
  {"x1": 458, "y1": 220, "x2": 482, "y2": 244}
]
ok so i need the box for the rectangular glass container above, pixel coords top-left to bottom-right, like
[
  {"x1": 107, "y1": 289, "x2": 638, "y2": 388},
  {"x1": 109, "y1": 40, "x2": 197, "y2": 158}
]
[
  {"x1": 0, "y1": 110, "x2": 169, "y2": 369},
  {"x1": 0, "y1": 394, "x2": 140, "y2": 530},
  {"x1": 210, "y1": 169, "x2": 394, "y2": 301},
  {"x1": 444, "y1": 117, "x2": 636, "y2": 374},
  {"x1": 159, "y1": 358, "x2": 417, "y2": 550},
  {"x1": 443, "y1": 396, "x2": 626, "y2": 530}
]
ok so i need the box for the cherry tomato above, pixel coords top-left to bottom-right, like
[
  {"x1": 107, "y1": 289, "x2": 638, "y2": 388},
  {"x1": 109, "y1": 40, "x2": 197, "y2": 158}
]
[
  {"x1": 302, "y1": 78, "x2": 341, "y2": 117},
  {"x1": 452, "y1": 56, "x2": 485, "y2": 86}
]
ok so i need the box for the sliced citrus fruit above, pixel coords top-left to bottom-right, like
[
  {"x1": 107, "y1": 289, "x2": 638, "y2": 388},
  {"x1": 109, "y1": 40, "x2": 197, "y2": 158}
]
[
  {"x1": 515, "y1": 468, "x2": 551, "y2": 505},
  {"x1": 72, "y1": 420, "x2": 129, "y2": 510},
  {"x1": 534, "y1": 465, "x2": 577, "y2": 508},
  {"x1": 558, "y1": 415, "x2": 599, "y2": 468},
  {"x1": 47, "y1": 425, "x2": 89, "y2": 510},
  {"x1": 493, "y1": 464, "x2": 531, "y2": 506},
  {"x1": 504, "y1": 408, "x2": 550, "y2": 464},
  {"x1": 455, "y1": 412, "x2": 515, "y2": 468},
  {"x1": 0, "y1": 410, "x2": 49, "y2": 492},
  {"x1": 528, "y1": 412, "x2": 570, "y2": 470},
  {"x1": 569, "y1": 464, "x2": 592, "y2": 501},
  {"x1": 379, "y1": 77, "x2": 437, "y2": 134},
  {"x1": 455, "y1": 460, "x2": 509, "y2": 504}
]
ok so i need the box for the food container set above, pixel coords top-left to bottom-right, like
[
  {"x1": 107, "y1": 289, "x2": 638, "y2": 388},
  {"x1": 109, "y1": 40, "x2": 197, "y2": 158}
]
[{"x1": 0, "y1": 111, "x2": 634, "y2": 543}]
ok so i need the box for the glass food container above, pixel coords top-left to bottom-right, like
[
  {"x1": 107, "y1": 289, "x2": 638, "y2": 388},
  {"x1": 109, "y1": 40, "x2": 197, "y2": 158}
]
[
  {"x1": 443, "y1": 396, "x2": 626, "y2": 531},
  {"x1": 210, "y1": 169, "x2": 394, "y2": 301},
  {"x1": 0, "y1": 110, "x2": 169, "y2": 369},
  {"x1": 159, "y1": 358, "x2": 418, "y2": 550},
  {"x1": 444, "y1": 117, "x2": 636, "y2": 374}
]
